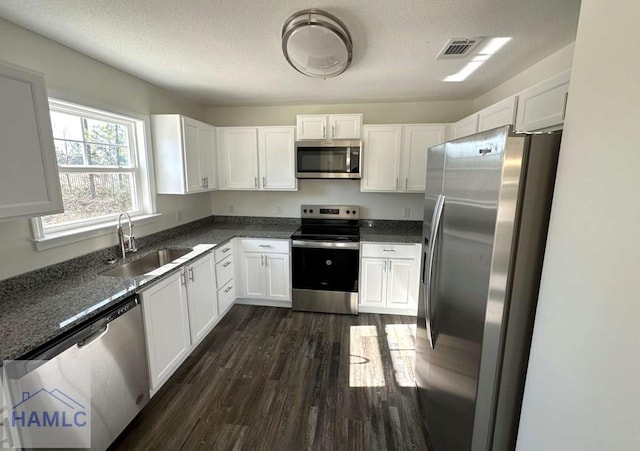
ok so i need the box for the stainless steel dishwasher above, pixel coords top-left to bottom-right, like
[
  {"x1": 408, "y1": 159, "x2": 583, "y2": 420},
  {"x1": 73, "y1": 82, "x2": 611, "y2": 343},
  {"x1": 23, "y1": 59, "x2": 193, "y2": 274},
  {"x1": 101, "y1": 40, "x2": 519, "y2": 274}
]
[{"x1": 3, "y1": 295, "x2": 149, "y2": 450}]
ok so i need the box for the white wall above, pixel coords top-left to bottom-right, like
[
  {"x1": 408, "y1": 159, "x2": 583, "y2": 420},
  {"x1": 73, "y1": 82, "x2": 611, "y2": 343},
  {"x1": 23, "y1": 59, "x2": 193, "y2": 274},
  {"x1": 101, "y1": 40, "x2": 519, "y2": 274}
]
[
  {"x1": 206, "y1": 100, "x2": 472, "y2": 127},
  {"x1": 473, "y1": 42, "x2": 575, "y2": 111},
  {"x1": 0, "y1": 18, "x2": 212, "y2": 280},
  {"x1": 212, "y1": 180, "x2": 424, "y2": 220},
  {"x1": 516, "y1": 1, "x2": 640, "y2": 450}
]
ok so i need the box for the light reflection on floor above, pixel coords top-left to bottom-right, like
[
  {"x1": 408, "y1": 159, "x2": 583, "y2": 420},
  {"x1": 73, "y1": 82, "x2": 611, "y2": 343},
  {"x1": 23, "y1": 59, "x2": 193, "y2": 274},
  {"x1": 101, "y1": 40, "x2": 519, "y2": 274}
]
[{"x1": 348, "y1": 323, "x2": 417, "y2": 388}]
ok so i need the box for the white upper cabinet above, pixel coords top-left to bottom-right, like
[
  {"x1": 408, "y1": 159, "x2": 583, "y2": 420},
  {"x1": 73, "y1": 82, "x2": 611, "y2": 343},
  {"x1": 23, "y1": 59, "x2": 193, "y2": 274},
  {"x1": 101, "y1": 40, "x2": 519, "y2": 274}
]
[
  {"x1": 402, "y1": 125, "x2": 446, "y2": 192},
  {"x1": 453, "y1": 114, "x2": 479, "y2": 139},
  {"x1": 217, "y1": 126, "x2": 296, "y2": 191},
  {"x1": 477, "y1": 96, "x2": 518, "y2": 132},
  {"x1": 0, "y1": 61, "x2": 63, "y2": 220},
  {"x1": 361, "y1": 125, "x2": 402, "y2": 192},
  {"x1": 296, "y1": 114, "x2": 363, "y2": 140},
  {"x1": 257, "y1": 126, "x2": 297, "y2": 190},
  {"x1": 153, "y1": 114, "x2": 217, "y2": 194},
  {"x1": 515, "y1": 70, "x2": 571, "y2": 132},
  {"x1": 361, "y1": 124, "x2": 446, "y2": 193},
  {"x1": 217, "y1": 127, "x2": 258, "y2": 190}
]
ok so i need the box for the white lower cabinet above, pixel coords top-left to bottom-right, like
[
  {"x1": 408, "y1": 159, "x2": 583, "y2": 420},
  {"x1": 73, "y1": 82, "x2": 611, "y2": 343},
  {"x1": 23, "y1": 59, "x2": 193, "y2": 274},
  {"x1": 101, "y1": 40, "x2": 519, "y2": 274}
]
[
  {"x1": 215, "y1": 241, "x2": 236, "y2": 314},
  {"x1": 140, "y1": 271, "x2": 191, "y2": 396},
  {"x1": 359, "y1": 243, "x2": 421, "y2": 315},
  {"x1": 141, "y1": 251, "x2": 220, "y2": 396},
  {"x1": 237, "y1": 239, "x2": 291, "y2": 306}
]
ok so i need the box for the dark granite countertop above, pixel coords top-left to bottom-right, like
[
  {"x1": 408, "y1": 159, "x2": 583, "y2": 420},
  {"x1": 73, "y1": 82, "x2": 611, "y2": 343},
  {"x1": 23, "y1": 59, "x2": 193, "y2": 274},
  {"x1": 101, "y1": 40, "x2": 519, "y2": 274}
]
[
  {"x1": 360, "y1": 220, "x2": 422, "y2": 244},
  {"x1": 0, "y1": 217, "x2": 299, "y2": 362}
]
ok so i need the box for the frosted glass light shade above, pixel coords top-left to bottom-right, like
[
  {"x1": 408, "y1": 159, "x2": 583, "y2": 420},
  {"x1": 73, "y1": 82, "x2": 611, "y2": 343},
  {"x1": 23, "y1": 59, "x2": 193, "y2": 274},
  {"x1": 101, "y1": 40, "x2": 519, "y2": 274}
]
[{"x1": 282, "y1": 10, "x2": 353, "y2": 79}]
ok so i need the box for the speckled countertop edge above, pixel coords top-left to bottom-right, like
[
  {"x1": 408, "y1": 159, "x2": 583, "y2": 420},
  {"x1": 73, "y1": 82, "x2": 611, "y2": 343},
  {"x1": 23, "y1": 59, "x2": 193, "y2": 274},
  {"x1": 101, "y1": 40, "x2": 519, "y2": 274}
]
[{"x1": 0, "y1": 218, "x2": 299, "y2": 362}]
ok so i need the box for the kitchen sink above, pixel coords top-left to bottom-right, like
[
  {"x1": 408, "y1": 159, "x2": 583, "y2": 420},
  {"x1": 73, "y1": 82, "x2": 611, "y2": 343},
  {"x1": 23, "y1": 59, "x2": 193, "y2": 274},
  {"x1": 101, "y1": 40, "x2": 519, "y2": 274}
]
[{"x1": 101, "y1": 248, "x2": 193, "y2": 278}]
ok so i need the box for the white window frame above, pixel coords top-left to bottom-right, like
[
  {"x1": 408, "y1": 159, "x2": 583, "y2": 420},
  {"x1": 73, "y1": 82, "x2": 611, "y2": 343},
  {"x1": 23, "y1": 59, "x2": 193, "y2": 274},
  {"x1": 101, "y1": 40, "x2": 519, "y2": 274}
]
[{"x1": 31, "y1": 98, "x2": 158, "y2": 250}]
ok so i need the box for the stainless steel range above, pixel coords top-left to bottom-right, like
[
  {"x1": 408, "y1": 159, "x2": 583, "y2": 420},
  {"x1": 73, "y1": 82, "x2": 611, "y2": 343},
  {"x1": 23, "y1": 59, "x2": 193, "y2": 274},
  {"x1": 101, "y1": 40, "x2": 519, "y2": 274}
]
[{"x1": 291, "y1": 205, "x2": 360, "y2": 315}]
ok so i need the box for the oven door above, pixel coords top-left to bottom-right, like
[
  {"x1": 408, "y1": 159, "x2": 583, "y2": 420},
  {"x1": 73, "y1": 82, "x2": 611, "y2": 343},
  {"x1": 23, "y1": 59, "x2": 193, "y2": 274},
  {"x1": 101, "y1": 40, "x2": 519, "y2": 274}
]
[{"x1": 291, "y1": 241, "x2": 359, "y2": 292}]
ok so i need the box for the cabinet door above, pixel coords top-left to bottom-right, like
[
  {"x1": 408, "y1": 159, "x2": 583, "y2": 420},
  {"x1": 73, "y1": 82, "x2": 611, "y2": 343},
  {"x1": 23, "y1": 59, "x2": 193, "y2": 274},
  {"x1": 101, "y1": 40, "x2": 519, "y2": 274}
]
[
  {"x1": 402, "y1": 125, "x2": 446, "y2": 192},
  {"x1": 359, "y1": 258, "x2": 387, "y2": 307},
  {"x1": 239, "y1": 252, "x2": 265, "y2": 298},
  {"x1": 478, "y1": 96, "x2": 517, "y2": 132},
  {"x1": 0, "y1": 62, "x2": 63, "y2": 219},
  {"x1": 453, "y1": 114, "x2": 479, "y2": 139},
  {"x1": 296, "y1": 115, "x2": 327, "y2": 140},
  {"x1": 182, "y1": 117, "x2": 204, "y2": 193},
  {"x1": 199, "y1": 124, "x2": 217, "y2": 190},
  {"x1": 515, "y1": 70, "x2": 570, "y2": 131},
  {"x1": 141, "y1": 272, "x2": 191, "y2": 394},
  {"x1": 217, "y1": 127, "x2": 258, "y2": 189},
  {"x1": 264, "y1": 253, "x2": 291, "y2": 301},
  {"x1": 329, "y1": 114, "x2": 363, "y2": 139},
  {"x1": 186, "y1": 253, "x2": 218, "y2": 346},
  {"x1": 361, "y1": 125, "x2": 402, "y2": 192},
  {"x1": 386, "y1": 258, "x2": 415, "y2": 309},
  {"x1": 258, "y1": 126, "x2": 296, "y2": 190}
]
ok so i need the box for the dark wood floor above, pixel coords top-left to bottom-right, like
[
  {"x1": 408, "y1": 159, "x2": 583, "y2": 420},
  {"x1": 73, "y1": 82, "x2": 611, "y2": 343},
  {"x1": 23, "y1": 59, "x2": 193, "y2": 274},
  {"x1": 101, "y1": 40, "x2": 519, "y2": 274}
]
[{"x1": 111, "y1": 305, "x2": 428, "y2": 451}]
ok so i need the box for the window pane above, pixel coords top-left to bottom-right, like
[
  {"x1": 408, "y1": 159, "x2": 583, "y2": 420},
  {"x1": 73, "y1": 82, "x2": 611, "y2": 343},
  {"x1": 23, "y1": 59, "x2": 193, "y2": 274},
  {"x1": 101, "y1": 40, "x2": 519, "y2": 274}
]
[
  {"x1": 84, "y1": 119, "x2": 130, "y2": 146},
  {"x1": 43, "y1": 172, "x2": 137, "y2": 227},
  {"x1": 85, "y1": 144, "x2": 131, "y2": 167},
  {"x1": 50, "y1": 111, "x2": 83, "y2": 141},
  {"x1": 54, "y1": 140, "x2": 84, "y2": 165}
]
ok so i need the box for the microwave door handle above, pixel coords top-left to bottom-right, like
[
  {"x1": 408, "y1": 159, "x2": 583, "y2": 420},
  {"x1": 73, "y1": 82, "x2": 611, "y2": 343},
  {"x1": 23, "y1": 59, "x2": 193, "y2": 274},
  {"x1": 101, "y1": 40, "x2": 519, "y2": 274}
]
[{"x1": 346, "y1": 148, "x2": 351, "y2": 173}]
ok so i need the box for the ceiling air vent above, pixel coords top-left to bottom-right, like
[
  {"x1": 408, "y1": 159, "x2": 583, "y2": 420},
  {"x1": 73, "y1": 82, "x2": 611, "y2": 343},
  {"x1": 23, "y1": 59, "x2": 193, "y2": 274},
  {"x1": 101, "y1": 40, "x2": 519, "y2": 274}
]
[{"x1": 437, "y1": 38, "x2": 484, "y2": 59}]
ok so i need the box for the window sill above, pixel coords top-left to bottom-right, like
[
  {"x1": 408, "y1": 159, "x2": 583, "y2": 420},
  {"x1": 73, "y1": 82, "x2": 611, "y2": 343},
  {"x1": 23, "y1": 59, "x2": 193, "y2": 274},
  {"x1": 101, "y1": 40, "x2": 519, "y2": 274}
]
[{"x1": 32, "y1": 214, "x2": 162, "y2": 251}]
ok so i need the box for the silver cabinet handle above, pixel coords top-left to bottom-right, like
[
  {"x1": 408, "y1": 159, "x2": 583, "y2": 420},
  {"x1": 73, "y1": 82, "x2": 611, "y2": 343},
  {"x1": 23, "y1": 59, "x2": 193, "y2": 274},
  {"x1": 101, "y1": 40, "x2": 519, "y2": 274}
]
[
  {"x1": 396, "y1": 177, "x2": 399, "y2": 189},
  {"x1": 224, "y1": 285, "x2": 233, "y2": 293},
  {"x1": 201, "y1": 177, "x2": 205, "y2": 188},
  {"x1": 425, "y1": 194, "x2": 445, "y2": 349},
  {"x1": 332, "y1": 125, "x2": 335, "y2": 138},
  {"x1": 205, "y1": 176, "x2": 209, "y2": 188},
  {"x1": 262, "y1": 176, "x2": 266, "y2": 188},
  {"x1": 222, "y1": 247, "x2": 231, "y2": 253},
  {"x1": 180, "y1": 271, "x2": 187, "y2": 286},
  {"x1": 261, "y1": 255, "x2": 264, "y2": 266},
  {"x1": 405, "y1": 177, "x2": 408, "y2": 190},
  {"x1": 258, "y1": 244, "x2": 272, "y2": 248},
  {"x1": 254, "y1": 177, "x2": 258, "y2": 188},
  {"x1": 223, "y1": 261, "x2": 232, "y2": 267},
  {"x1": 264, "y1": 255, "x2": 268, "y2": 267},
  {"x1": 388, "y1": 260, "x2": 392, "y2": 271},
  {"x1": 322, "y1": 125, "x2": 326, "y2": 138},
  {"x1": 188, "y1": 267, "x2": 194, "y2": 281},
  {"x1": 383, "y1": 260, "x2": 386, "y2": 272},
  {"x1": 382, "y1": 248, "x2": 395, "y2": 252}
]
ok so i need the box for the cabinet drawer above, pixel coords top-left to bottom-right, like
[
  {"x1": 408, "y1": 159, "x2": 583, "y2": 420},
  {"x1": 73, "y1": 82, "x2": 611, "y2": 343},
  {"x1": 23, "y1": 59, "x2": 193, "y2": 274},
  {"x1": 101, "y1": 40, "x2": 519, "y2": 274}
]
[
  {"x1": 239, "y1": 238, "x2": 289, "y2": 254},
  {"x1": 214, "y1": 241, "x2": 234, "y2": 263},
  {"x1": 215, "y1": 255, "x2": 234, "y2": 288},
  {"x1": 361, "y1": 243, "x2": 419, "y2": 259},
  {"x1": 218, "y1": 279, "x2": 235, "y2": 314}
]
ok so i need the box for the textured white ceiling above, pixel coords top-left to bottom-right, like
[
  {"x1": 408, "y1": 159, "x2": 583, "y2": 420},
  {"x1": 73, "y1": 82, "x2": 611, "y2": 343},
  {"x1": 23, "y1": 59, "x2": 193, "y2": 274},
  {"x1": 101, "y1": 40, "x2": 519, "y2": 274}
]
[{"x1": 0, "y1": 0, "x2": 581, "y2": 106}]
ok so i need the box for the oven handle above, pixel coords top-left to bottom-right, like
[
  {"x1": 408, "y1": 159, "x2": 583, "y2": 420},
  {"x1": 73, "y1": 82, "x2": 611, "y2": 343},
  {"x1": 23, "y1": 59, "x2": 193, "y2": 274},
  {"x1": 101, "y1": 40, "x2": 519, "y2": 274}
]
[{"x1": 292, "y1": 240, "x2": 360, "y2": 250}]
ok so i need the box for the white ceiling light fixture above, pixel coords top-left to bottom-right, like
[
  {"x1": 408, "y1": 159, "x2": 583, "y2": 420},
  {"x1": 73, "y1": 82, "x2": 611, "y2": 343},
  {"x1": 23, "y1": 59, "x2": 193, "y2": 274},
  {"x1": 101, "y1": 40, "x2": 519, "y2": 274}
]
[
  {"x1": 282, "y1": 9, "x2": 353, "y2": 79},
  {"x1": 444, "y1": 37, "x2": 512, "y2": 82}
]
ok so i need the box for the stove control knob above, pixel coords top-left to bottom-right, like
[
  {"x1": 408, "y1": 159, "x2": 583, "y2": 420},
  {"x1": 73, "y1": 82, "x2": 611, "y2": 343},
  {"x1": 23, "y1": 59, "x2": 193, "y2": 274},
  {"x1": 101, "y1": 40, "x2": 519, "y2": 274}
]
[
  {"x1": 353, "y1": 210, "x2": 357, "y2": 214},
  {"x1": 310, "y1": 209, "x2": 314, "y2": 213},
  {"x1": 303, "y1": 209, "x2": 307, "y2": 213},
  {"x1": 346, "y1": 210, "x2": 350, "y2": 214}
]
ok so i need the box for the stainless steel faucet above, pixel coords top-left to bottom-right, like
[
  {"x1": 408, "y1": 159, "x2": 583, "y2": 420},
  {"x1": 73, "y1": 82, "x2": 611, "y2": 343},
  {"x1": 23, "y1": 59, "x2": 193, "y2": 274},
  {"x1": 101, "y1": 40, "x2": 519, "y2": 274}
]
[{"x1": 117, "y1": 212, "x2": 137, "y2": 258}]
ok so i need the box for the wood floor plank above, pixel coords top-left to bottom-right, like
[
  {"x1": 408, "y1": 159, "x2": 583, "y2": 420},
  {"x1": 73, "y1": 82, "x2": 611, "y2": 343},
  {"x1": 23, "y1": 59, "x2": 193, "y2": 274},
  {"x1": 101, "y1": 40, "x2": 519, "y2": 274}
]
[{"x1": 110, "y1": 305, "x2": 428, "y2": 451}]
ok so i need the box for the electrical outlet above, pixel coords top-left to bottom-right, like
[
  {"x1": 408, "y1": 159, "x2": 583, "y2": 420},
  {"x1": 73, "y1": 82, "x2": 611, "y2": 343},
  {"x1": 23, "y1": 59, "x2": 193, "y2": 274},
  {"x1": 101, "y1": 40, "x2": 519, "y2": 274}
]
[
  {"x1": 402, "y1": 207, "x2": 411, "y2": 218},
  {"x1": 229, "y1": 205, "x2": 234, "y2": 214},
  {"x1": 276, "y1": 205, "x2": 282, "y2": 215}
]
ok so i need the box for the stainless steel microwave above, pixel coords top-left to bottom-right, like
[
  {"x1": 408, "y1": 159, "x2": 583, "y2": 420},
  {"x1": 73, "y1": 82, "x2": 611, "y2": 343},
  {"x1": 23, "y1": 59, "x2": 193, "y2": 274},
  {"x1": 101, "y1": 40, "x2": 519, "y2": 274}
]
[{"x1": 295, "y1": 140, "x2": 362, "y2": 179}]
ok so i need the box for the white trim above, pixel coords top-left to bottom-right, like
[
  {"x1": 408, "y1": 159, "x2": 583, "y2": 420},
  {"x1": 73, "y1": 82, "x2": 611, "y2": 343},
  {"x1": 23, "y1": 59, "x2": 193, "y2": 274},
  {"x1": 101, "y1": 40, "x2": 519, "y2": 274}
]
[
  {"x1": 234, "y1": 298, "x2": 292, "y2": 309},
  {"x1": 357, "y1": 305, "x2": 417, "y2": 316},
  {"x1": 31, "y1": 213, "x2": 161, "y2": 251}
]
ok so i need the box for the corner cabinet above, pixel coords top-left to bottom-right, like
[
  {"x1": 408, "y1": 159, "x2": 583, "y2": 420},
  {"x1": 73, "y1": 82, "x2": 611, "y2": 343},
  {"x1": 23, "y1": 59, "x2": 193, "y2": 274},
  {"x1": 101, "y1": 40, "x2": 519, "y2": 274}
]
[
  {"x1": 217, "y1": 126, "x2": 297, "y2": 191},
  {"x1": 0, "y1": 61, "x2": 63, "y2": 220},
  {"x1": 152, "y1": 115, "x2": 217, "y2": 194},
  {"x1": 361, "y1": 124, "x2": 446, "y2": 192},
  {"x1": 236, "y1": 238, "x2": 291, "y2": 306},
  {"x1": 359, "y1": 243, "x2": 421, "y2": 315},
  {"x1": 296, "y1": 114, "x2": 363, "y2": 140},
  {"x1": 515, "y1": 70, "x2": 570, "y2": 132}
]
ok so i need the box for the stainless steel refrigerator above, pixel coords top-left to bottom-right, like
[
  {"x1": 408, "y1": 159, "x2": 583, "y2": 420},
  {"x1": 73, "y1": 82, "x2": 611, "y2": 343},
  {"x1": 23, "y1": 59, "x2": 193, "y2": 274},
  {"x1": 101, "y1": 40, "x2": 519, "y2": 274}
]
[{"x1": 416, "y1": 125, "x2": 562, "y2": 451}]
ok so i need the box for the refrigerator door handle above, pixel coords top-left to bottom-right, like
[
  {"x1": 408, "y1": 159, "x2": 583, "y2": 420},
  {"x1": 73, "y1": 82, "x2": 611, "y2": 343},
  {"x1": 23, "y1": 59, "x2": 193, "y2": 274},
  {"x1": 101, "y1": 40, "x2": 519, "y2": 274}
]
[{"x1": 425, "y1": 194, "x2": 445, "y2": 349}]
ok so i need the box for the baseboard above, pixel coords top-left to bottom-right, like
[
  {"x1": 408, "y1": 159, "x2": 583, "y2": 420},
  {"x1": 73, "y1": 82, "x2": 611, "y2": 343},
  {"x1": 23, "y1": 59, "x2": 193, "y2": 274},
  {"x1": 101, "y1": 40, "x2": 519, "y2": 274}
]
[
  {"x1": 358, "y1": 306, "x2": 417, "y2": 316},
  {"x1": 235, "y1": 298, "x2": 293, "y2": 309}
]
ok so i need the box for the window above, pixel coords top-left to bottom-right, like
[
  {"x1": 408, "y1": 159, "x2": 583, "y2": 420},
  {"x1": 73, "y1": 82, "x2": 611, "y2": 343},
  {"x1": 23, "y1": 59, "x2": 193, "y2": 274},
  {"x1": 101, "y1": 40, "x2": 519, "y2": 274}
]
[{"x1": 32, "y1": 99, "x2": 155, "y2": 246}]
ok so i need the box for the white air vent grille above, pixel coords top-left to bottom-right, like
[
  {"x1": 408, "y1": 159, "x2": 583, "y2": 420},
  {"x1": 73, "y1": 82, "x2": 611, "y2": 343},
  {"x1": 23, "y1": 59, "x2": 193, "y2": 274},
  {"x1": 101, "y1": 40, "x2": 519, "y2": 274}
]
[{"x1": 437, "y1": 38, "x2": 484, "y2": 59}]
